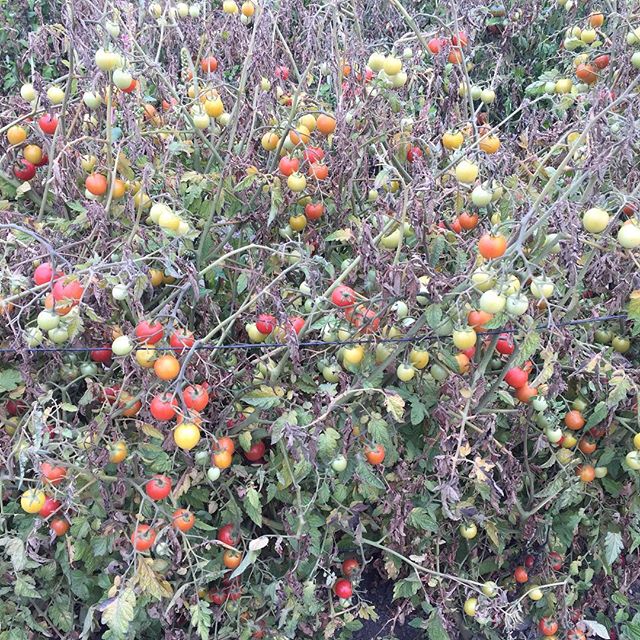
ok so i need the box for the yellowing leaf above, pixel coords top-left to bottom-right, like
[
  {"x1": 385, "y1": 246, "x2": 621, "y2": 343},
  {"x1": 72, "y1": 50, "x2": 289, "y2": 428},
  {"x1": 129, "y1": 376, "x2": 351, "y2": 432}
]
[
  {"x1": 140, "y1": 422, "x2": 164, "y2": 439},
  {"x1": 385, "y1": 393, "x2": 405, "y2": 421},
  {"x1": 470, "y1": 456, "x2": 494, "y2": 482},
  {"x1": 133, "y1": 558, "x2": 173, "y2": 600},
  {"x1": 101, "y1": 587, "x2": 136, "y2": 635}
]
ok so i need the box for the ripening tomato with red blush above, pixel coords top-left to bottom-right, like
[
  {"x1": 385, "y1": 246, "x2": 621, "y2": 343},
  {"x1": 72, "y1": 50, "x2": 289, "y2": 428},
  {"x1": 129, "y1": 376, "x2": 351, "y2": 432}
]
[
  {"x1": 170, "y1": 328, "x2": 195, "y2": 353},
  {"x1": 39, "y1": 114, "x2": 58, "y2": 134},
  {"x1": 131, "y1": 524, "x2": 156, "y2": 551},
  {"x1": 333, "y1": 579, "x2": 353, "y2": 599},
  {"x1": 183, "y1": 384, "x2": 209, "y2": 412},
  {"x1": 495, "y1": 334, "x2": 515, "y2": 355},
  {"x1": 504, "y1": 367, "x2": 528, "y2": 389},
  {"x1": 91, "y1": 346, "x2": 112, "y2": 363},
  {"x1": 145, "y1": 474, "x2": 172, "y2": 500},
  {"x1": 331, "y1": 285, "x2": 356, "y2": 308},
  {"x1": 244, "y1": 440, "x2": 266, "y2": 462},
  {"x1": 135, "y1": 320, "x2": 164, "y2": 344},
  {"x1": 256, "y1": 314, "x2": 277, "y2": 335}
]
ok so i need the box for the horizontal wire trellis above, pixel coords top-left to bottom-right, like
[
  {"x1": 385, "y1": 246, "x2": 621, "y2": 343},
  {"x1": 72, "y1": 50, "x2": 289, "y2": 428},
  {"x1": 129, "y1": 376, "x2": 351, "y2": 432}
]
[{"x1": 0, "y1": 313, "x2": 629, "y2": 354}]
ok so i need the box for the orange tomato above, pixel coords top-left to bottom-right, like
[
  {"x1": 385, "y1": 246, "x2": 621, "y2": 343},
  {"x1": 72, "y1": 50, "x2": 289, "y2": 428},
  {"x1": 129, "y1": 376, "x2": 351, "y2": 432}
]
[
  {"x1": 364, "y1": 444, "x2": 385, "y2": 465},
  {"x1": 316, "y1": 114, "x2": 336, "y2": 135},
  {"x1": 153, "y1": 354, "x2": 181, "y2": 380},
  {"x1": 223, "y1": 549, "x2": 242, "y2": 569}
]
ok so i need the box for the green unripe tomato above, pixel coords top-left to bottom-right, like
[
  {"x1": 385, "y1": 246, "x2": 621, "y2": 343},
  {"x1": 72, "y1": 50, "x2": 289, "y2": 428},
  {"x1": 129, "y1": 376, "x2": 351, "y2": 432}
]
[{"x1": 331, "y1": 455, "x2": 348, "y2": 472}]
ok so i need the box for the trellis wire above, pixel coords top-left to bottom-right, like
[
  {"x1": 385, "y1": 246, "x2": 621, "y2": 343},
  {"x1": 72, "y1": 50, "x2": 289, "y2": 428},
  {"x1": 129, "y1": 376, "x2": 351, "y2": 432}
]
[{"x1": 0, "y1": 313, "x2": 629, "y2": 354}]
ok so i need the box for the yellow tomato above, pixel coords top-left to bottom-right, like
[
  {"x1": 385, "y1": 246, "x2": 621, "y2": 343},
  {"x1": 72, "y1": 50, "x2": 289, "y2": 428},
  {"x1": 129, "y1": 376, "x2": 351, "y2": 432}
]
[
  {"x1": 7, "y1": 125, "x2": 27, "y2": 145},
  {"x1": 452, "y1": 328, "x2": 477, "y2": 350},
  {"x1": 21, "y1": 489, "x2": 46, "y2": 514},
  {"x1": 109, "y1": 440, "x2": 128, "y2": 463},
  {"x1": 135, "y1": 348, "x2": 157, "y2": 368},
  {"x1": 174, "y1": 422, "x2": 201, "y2": 450},
  {"x1": 343, "y1": 345, "x2": 365, "y2": 365},
  {"x1": 409, "y1": 349, "x2": 430, "y2": 369}
]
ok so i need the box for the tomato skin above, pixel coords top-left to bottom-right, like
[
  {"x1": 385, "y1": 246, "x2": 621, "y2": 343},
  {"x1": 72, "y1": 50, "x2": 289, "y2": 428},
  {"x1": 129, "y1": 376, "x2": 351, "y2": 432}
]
[
  {"x1": 90, "y1": 346, "x2": 112, "y2": 363},
  {"x1": 478, "y1": 234, "x2": 507, "y2": 259},
  {"x1": 41, "y1": 462, "x2": 67, "y2": 485},
  {"x1": 14, "y1": 159, "x2": 36, "y2": 181},
  {"x1": 288, "y1": 316, "x2": 305, "y2": 334},
  {"x1": 131, "y1": 524, "x2": 156, "y2": 551},
  {"x1": 217, "y1": 523, "x2": 240, "y2": 546},
  {"x1": 406, "y1": 146, "x2": 423, "y2": 162},
  {"x1": 170, "y1": 329, "x2": 195, "y2": 353},
  {"x1": 495, "y1": 334, "x2": 515, "y2": 355},
  {"x1": 342, "y1": 558, "x2": 360, "y2": 577},
  {"x1": 51, "y1": 517, "x2": 70, "y2": 536},
  {"x1": 514, "y1": 566, "x2": 528, "y2": 583},
  {"x1": 154, "y1": 354, "x2": 181, "y2": 380},
  {"x1": 201, "y1": 56, "x2": 218, "y2": 73},
  {"x1": 504, "y1": 367, "x2": 528, "y2": 389},
  {"x1": 145, "y1": 474, "x2": 172, "y2": 500},
  {"x1": 52, "y1": 279, "x2": 84, "y2": 303},
  {"x1": 316, "y1": 114, "x2": 336, "y2": 135},
  {"x1": 539, "y1": 618, "x2": 559, "y2": 636},
  {"x1": 38, "y1": 113, "x2": 58, "y2": 134},
  {"x1": 364, "y1": 444, "x2": 385, "y2": 465},
  {"x1": 85, "y1": 173, "x2": 108, "y2": 195},
  {"x1": 333, "y1": 578, "x2": 353, "y2": 599},
  {"x1": 244, "y1": 440, "x2": 266, "y2": 462},
  {"x1": 39, "y1": 497, "x2": 62, "y2": 518},
  {"x1": 173, "y1": 508, "x2": 196, "y2": 532},
  {"x1": 213, "y1": 437, "x2": 235, "y2": 469},
  {"x1": 524, "y1": 554, "x2": 534, "y2": 569},
  {"x1": 209, "y1": 589, "x2": 227, "y2": 605},
  {"x1": 278, "y1": 156, "x2": 299, "y2": 176},
  {"x1": 256, "y1": 314, "x2": 277, "y2": 335},
  {"x1": 564, "y1": 410, "x2": 585, "y2": 431},
  {"x1": 515, "y1": 384, "x2": 537, "y2": 403},
  {"x1": 548, "y1": 551, "x2": 563, "y2": 571},
  {"x1": 303, "y1": 146, "x2": 325, "y2": 163},
  {"x1": 150, "y1": 392, "x2": 178, "y2": 421},
  {"x1": 577, "y1": 464, "x2": 595, "y2": 482},
  {"x1": 305, "y1": 202, "x2": 324, "y2": 220},
  {"x1": 223, "y1": 550, "x2": 243, "y2": 569},
  {"x1": 183, "y1": 384, "x2": 209, "y2": 411},
  {"x1": 33, "y1": 263, "x2": 63, "y2": 286},
  {"x1": 331, "y1": 285, "x2": 356, "y2": 308},
  {"x1": 135, "y1": 320, "x2": 164, "y2": 344}
]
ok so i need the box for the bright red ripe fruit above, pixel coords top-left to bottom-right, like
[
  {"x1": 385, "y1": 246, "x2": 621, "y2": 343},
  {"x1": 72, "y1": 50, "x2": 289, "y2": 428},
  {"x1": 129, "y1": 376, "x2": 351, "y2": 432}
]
[
  {"x1": 183, "y1": 384, "x2": 209, "y2": 412},
  {"x1": 460, "y1": 346, "x2": 475, "y2": 359},
  {"x1": 495, "y1": 334, "x2": 515, "y2": 355},
  {"x1": 256, "y1": 314, "x2": 277, "y2": 335},
  {"x1": 305, "y1": 202, "x2": 324, "y2": 221},
  {"x1": 275, "y1": 65, "x2": 290, "y2": 80},
  {"x1": 35, "y1": 153, "x2": 49, "y2": 167},
  {"x1": 38, "y1": 114, "x2": 58, "y2": 134},
  {"x1": 169, "y1": 328, "x2": 195, "y2": 353},
  {"x1": 6, "y1": 400, "x2": 27, "y2": 416},
  {"x1": 406, "y1": 146, "x2": 423, "y2": 162},
  {"x1": 288, "y1": 316, "x2": 305, "y2": 334},
  {"x1": 135, "y1": 320, "x2": 164, "y2": 345},
  {"x1": 150, "y1": 393, "x2": 178, "y2": 421},
  {"x1": 131, "y1": 524, "x2": 156, "y2": 551},
  {"x1": 331, "y1": 285, "x2": 356, "y2": 308},
  {"x1": 524, "y1": 554, "x2": 535, "y2": 569},
  {"x1": 209, "y1": 589, "x2": 227, "y2": 605},
  {"x1": 504, "y1": 367, "x2": 528, "y2": 389},
  {"x1": 278, "y1": 156, "x2": 299, "y2": 176},
  {"x1": 41, "y1": 462, "x2": 67, "y2": 485},
  {"x1": 90, "y1": 346, "x2": 113, "y2": 364},
  {"x1": 244, "y1": 440, "x2": 266, "y2": 462},
  {"x1": 427, "y1": 37, "x2": 444, "y2": 54},
  {"x1": 39, "y1": 497, "x2": 62, "y2": 518},
  {"x1": 333, "y1": 578, "x2": 353, "y2": 599},
  {"x1": 451, "y1": 31, "x2": 469, "y2": 46},
  {"x1": 145, "y1": 475, "x2": 172, "y2": 500},
  {"x1": 33, "y1": 263, "x2": 62, "y2": 286},
  {"x1": 14, "y1": 159, "x2": 36, "y2": 181},
  {"x1": 217, "y1": 523, "x2": 240, "y2": 546},
  {"x1": 514, "y1": 566, "x2": 528, "y2": 583},
  {"x1": 51, "y1": 517, "x2": 70, "y2": 537},
  {"x1": 548, "y1": 551, "x2": 563, "y2": 571},
  {"x1": 201, "y1": 56, "x2": 218, "y2": 73},
  {"x1": 342, "y1": 558, "x2": 360, "y2": 577},
  {"x1": 539, "y1": 618, "x2": 559, "y2": 636},
  {"x1": 52, "y1": 279, "x2": 84, "y2": 302},
  {"x1": 303, "y1": 146, "x2": 325, "y2": 163}
]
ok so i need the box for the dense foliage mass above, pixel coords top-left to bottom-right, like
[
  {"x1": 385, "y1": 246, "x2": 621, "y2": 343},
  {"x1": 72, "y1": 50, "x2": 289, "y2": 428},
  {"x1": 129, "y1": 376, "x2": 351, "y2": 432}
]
[{"x1": 1, "y1": 0, "x2": 640, "y2": 638}]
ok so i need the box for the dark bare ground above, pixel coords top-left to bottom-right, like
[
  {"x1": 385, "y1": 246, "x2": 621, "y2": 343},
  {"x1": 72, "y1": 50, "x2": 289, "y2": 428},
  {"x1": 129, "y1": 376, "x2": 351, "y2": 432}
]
[{"x1": 352, "y1": 564, "x2": 422, "y2": 640}]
